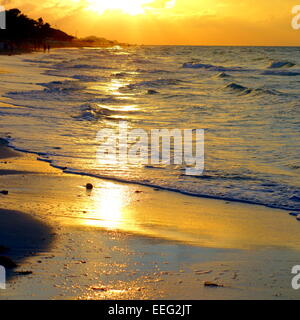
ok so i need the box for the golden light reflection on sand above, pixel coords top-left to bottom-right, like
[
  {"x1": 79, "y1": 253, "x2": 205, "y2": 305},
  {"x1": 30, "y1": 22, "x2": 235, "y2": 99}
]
[
  {"x1": 83, "y1": 182, "x2": 129, "y2": 230},
  {"x1": 5, "y1": 157, "x2": 300, "y2": 251},
  {"x1": 72, "y1": 179, "x2": 300, "y2": 250}
]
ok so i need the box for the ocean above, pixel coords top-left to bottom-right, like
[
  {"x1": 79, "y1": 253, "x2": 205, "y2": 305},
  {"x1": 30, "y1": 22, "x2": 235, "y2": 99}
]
[{"x1": 0, "y1": 45, "x2": 299, "y2": 211}]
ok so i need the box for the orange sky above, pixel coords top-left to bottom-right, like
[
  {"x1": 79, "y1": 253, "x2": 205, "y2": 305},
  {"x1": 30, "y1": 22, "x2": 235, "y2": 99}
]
[{"x1": 2, "y1": 0, "x2": 300, "y2": 45}]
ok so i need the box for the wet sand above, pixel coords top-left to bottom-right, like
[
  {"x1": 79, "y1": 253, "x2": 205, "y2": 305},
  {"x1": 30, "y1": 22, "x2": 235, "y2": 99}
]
[{"x1": 0, "y1": 144, "x2": 300, "y2": 299}]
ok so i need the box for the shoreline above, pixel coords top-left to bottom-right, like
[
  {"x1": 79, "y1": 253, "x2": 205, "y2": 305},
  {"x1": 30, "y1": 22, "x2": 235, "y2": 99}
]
[
  {"x1": 0, "y1": 41, "x2": 134, "y2": 56},
  {"x1": 0, "y1": 142, "x2": 300, "y2": 299},
  {"x1": 2, "y1": 139, "x2": 300, "y2": 249},
  {"x1": 4, "y1": 138, "x2": 299, "y2": 213}
]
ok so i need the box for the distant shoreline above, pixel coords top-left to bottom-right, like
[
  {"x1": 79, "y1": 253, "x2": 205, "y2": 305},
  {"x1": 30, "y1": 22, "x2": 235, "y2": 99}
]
[
  {"x1": 0, "y1": 40, "x2": 133, "y2": 56},
  {"x1": 0, "y1": 8, "x2": 132, "y2": 56}
]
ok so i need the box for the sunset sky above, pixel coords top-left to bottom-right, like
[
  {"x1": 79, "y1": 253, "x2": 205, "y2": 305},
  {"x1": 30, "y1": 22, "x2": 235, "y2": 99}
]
[{"x1": 2, "y1": 0, "x2": 300, "y2": 45}]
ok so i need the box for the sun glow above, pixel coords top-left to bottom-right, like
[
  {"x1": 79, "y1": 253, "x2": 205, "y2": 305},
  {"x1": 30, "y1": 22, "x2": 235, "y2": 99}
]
[
  {"x1": 86, "y1": 183, "x2": 125, "y2": 229},
  {"x1": 86, "y1": 0, "x2": 154, "y2": 15}
]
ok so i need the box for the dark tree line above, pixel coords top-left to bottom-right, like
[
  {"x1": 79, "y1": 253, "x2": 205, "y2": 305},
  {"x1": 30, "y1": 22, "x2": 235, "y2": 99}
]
[{"x1": 0, "y1": 8, "x2": 74, "y2": 50}]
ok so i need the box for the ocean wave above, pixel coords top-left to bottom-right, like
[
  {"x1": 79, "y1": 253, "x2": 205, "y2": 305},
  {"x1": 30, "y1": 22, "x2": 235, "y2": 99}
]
[
  {"x1": 136, "y1": 68, "x2": 172, "y2": 74},
  {"x1": 224, "y1": 82, "x2": 250, "y2": 94},
  {"x1": 224, "y1": 82, "x2": 283, "y2": 96},
  {"x1": 40, "y1": 80, "x2": 85, "y2": 92},
  {"x1": 76, "y1": 104, "x2": 115, "y2": 121},
  {"x1": 182, "y1": 62, "x2": 246, "y2": 72},
  {"x1": 112, "y1": 72, "x2": 130, "y2": 78},
  {"x1": 268, "y1": 61, "x2": 296, "y2": 69},
  {"x1": 23, "y1": 59, "x2": 55, "y2": 64},
  {"x1": 187, "y1": 172, "x2": 260, "y2": 182},
  {"x1": 6, "y1": 80, "x2": 89, "y2": 102},
  {"x1": 72, "y1": 64, "x2": 112, "y2": 70},
  {"x1": 72, "y1": 74, "x2": 105, "y2": 81},
  {"x1": 214, "y1": 72, "x2": 231, "y2": 78},
  {"x1": 53, "y1": 62, "x2": 113, "y2": 70},
  {"x1": 120, "y1": 78, "x2": 183, "y2": 91},
  {"x1": 76, "y1": 103, "x2": 138, "y2": 121},
  {"x1": 261, "y1": 70, "x2": 300, "y2": 76},
  {"x1": 92, "y1": 96, "x2": 133, "y2": 105}
]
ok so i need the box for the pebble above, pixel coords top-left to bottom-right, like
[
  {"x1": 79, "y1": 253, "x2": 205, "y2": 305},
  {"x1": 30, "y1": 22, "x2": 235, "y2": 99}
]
[
  {"x1": 91, "y1": 286, "x2": 107, "y2": 291},
  {"x1": 195, "y1": 270, "x2": 212, "y2": 275},
  {"x1": 86, "y1": 183, "x2": 93, "y2": 190},
  {"x1": 147, "y1": 89, "x2": 158, "y2": 95},
  {"x1": 204, "y1": 281, "x2": 224, "y2": 288}
]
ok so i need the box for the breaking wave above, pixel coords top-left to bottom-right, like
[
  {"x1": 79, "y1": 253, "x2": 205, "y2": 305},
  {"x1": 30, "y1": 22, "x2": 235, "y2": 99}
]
[
  {"x1": 224, "y1": 82, "x2": 283, "y2": 96},
  {"x1": 268, "y1": 61, "x2": 296, "y2": 69}
]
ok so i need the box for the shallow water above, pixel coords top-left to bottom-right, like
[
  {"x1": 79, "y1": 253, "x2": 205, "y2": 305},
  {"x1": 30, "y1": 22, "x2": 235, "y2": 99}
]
[{"x1": 0, "y1": 46, "x2": 300, "y2": 210}]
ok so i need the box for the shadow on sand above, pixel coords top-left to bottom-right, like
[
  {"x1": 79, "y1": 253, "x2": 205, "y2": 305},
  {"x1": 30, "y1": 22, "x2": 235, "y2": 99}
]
[{"x1": 0, "y1": 209, "x2": 53, "y2": 280}]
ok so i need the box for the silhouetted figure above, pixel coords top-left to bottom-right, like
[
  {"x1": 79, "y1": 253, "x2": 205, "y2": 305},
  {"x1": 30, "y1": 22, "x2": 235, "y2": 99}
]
[{"x1": 47, "y1": 44, "x2": 50, "y2": 53}]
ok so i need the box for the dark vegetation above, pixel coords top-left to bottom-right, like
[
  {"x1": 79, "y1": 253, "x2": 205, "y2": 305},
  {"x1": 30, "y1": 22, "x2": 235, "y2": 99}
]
[
  {"x1": 0, "y1": 8, "x2": 74, "y2": 52},
  {"x1": 0, "y1": 8, "x2": 130, "y2": 54}
]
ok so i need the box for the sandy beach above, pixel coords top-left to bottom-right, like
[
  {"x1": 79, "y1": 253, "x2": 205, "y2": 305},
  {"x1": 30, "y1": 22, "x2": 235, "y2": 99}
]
[
  {"x1": 1, "y1": 2, "x2": 300, "y2": 306},
  {"x1": 0, "y1": 142, "x2": 299, "y2": 300}
]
